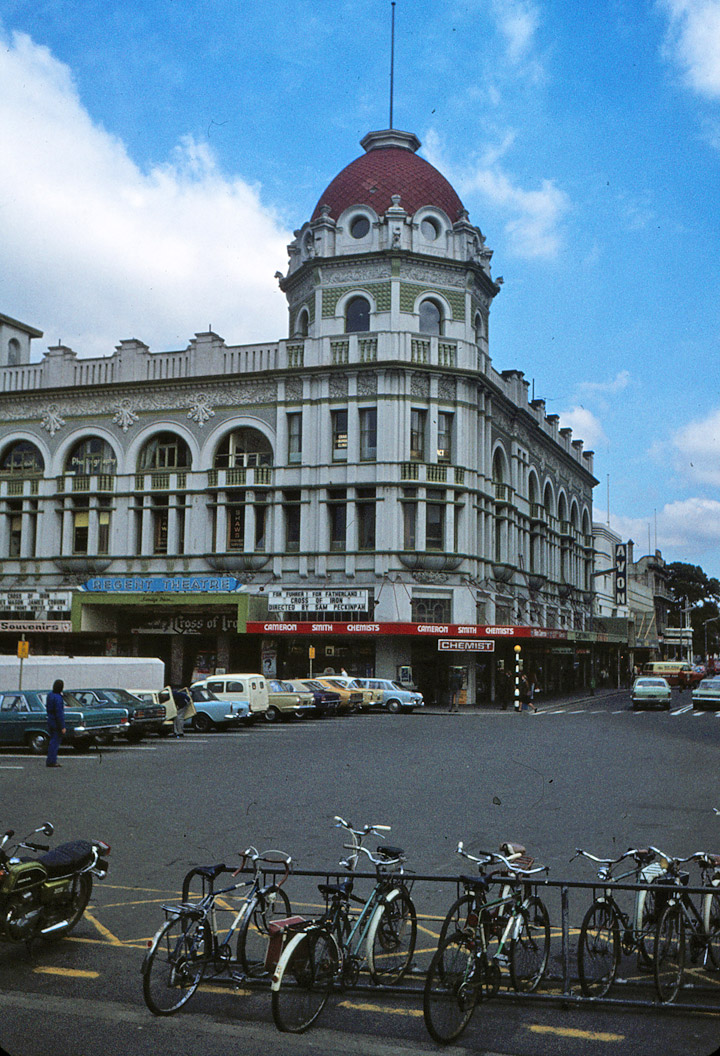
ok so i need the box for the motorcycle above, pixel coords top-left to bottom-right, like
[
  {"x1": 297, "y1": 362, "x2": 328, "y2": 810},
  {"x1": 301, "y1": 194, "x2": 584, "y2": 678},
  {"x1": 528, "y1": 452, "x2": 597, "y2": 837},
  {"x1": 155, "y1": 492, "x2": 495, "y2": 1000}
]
[{"x1": 0, "y1": 822, "x2": 111, "y2": 945}]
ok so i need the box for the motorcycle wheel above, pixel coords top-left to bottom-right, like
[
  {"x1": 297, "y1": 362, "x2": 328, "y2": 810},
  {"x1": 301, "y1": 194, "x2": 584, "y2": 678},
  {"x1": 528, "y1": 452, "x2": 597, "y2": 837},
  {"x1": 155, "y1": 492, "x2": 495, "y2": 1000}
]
[{"x1": 43, "y1": 872, "x2": 93, "y2": 941}]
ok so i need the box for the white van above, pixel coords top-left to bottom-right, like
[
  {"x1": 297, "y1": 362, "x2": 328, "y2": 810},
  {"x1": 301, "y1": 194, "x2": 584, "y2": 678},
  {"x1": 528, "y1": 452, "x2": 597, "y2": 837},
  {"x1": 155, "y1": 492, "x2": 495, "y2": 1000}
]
[{"x1": 192, "y1": 674, "x2": 268, "y2": 718}]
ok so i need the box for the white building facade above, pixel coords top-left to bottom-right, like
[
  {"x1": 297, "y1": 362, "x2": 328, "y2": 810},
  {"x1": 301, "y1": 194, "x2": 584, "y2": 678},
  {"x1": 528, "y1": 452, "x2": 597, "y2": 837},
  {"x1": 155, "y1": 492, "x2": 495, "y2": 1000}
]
[{"x1": 0, "y1": 130, "x2": 607, "y2": 703}]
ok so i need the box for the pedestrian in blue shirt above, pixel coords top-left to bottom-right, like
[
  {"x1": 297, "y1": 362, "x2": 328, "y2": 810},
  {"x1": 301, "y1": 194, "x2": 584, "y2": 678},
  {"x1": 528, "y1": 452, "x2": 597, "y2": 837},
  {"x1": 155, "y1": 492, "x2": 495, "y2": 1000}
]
[{"x1": 46, "y1": 678, "x2": 66, "y2": 767}]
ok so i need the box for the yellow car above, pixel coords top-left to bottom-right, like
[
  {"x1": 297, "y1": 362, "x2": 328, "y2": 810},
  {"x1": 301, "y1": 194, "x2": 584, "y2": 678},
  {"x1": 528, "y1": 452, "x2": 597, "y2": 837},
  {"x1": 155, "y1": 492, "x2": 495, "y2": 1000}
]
[{"x1": 314, "y1": 677, "x2": 365, "y2": 713}]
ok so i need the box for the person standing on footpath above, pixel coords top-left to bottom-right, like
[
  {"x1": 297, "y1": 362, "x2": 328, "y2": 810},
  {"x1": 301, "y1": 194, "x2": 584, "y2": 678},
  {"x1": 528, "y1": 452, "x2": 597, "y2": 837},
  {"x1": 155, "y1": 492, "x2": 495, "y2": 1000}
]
[
  {"x1": 46, "y1": 679, "x2": 66, "y2": 767},
  {"x1": 518, "y1": 674, "x2": 537, "y2": 713}
]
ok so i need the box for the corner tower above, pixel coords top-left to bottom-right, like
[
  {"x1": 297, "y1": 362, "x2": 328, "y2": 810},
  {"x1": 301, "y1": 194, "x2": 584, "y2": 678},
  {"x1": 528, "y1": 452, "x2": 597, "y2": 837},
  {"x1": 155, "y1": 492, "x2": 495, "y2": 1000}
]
[{"x1": 279, "y1": 129, "x2": 500, "y2": 350}]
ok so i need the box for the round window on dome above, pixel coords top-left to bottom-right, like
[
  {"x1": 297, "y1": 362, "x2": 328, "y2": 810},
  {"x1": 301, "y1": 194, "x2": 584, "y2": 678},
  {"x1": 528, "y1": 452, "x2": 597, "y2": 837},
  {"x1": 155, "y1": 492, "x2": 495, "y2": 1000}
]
[
  {"x1": 421, "y1": 218, "x2": 440, "y2": 241},
  {"x1": 350, "y1": 215, "x2": 370, "y2": 239}
]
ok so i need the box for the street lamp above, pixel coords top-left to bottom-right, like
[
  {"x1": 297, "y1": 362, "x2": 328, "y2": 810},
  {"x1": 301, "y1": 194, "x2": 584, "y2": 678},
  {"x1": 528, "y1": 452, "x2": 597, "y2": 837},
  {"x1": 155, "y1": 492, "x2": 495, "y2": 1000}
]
[
  {"x1": 514, "y1": 644, "x2": 522, "y2": 711},
  {"x1": 703, "y1": 616, "x2": 720, "y2": 664}
]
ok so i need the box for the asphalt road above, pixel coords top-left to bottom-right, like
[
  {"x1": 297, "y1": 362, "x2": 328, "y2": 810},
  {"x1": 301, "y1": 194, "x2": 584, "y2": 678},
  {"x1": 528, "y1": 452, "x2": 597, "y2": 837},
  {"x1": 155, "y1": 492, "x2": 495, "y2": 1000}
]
[{"x1": 1, "y1": 689, "x2": 720, "y2": 1056}]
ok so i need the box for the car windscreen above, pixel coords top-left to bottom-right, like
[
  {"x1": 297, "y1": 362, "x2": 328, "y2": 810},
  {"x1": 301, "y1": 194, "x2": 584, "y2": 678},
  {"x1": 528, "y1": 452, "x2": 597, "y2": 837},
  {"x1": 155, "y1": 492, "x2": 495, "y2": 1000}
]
[{"x1": 190, "y1": 688, "x2": 216, "y2": 701}]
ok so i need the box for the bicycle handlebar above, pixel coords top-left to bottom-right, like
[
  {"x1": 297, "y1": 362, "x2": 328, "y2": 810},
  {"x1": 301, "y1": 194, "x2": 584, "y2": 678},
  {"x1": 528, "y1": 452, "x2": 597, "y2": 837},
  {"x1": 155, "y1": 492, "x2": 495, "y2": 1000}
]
[
  {"x1": 571, "y1": 847, "x2": 651, "y2": 867},
  {"x1": 342, "y1": 843, "x2": 405, "y2": 868},
  {"x1": 334, "y1": 816, "x2": 391, "y2": 837},
  {"x1": 457, "y1": 841, "x2": 546, "y2": 876},
  {"x1": 232, "y1": 846, "x2": 292, "y2": 886}
]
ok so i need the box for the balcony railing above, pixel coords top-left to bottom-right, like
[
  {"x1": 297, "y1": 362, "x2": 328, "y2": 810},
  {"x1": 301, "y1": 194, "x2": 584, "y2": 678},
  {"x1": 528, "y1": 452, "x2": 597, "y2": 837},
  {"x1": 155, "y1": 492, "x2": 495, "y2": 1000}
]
[{"x1": 494, "y1": 482, "x2": 513, "y2": 503}]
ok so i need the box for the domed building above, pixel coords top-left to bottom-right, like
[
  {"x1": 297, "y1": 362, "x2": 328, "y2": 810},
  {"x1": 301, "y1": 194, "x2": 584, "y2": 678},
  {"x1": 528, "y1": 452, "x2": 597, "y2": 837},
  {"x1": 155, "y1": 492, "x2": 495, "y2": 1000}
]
[{"x1": 0, "y1": 130, "x2": 610, "y2": 703}]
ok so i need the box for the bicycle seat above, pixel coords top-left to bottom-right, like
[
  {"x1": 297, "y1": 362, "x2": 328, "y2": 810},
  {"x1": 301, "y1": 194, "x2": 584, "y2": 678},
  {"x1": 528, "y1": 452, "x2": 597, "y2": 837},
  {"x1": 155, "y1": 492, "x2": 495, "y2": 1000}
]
[
  {"x1": 461, "y1": 874, "x2": 490, "y2": 891},
  {"x1": 633, "y1": 849, "x2": 655, "y2": 865},
  {"x1": 376, "y1": 845, "x2": 404, "y2": 859},
  {"x1": 318, "y1": 880, "x2": 354, "y2": 899},
  {"x1": 192, "y1": 863, "x2": 228, "y2": 881}
]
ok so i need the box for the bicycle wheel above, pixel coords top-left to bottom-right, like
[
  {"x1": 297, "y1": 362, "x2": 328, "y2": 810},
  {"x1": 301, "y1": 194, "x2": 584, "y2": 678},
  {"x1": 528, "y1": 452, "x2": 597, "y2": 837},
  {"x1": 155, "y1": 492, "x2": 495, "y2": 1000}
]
[
  {"x1": 509, "y1": 896, "x2": 550, "y2": 993},
  {"x1": 142, "y1": 914, "x2": 210, "y2": 1015},
  {"x1": 654, "y1": 904, "x2": 685, "y2": 1003},
  {"x1": 367, "y1": 888, "x2": 417, "y2": 985},
  {"x1": 577, "y1": 900, "x2": 620, "y2": 997},
  {"x1": 704, "y1": 890, "x2": 720, "y2": 970},
  {"x1": 423, "y1": 931, "x2": 479, "y2": 1044},
  {"x1": 271, "y1": 927, "x2": 338, "y2": 1033},
  {"x1": 237, "y1": 887, "x2": 291, "y2": 974}
]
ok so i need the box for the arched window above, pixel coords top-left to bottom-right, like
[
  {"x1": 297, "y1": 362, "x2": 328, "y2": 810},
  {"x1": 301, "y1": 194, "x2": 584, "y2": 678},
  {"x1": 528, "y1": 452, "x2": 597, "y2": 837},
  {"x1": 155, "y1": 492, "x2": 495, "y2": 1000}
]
[
  {"x1": 345, "y1": 296, "x2": 370, "y2": 333},
  {"x1": 1, "y1": 440, "x2": 44, "y2": 476},
  {"x1": 492, "y1": 448, "x2": 506, "y2": 484},
  {"x1": 543, "y1": 482, "x2": 554, "y2": 516},
  {"x1": 296, "y1": 309, "x2": 309, "y2": 338},
  {"x1": 7, "y1": 339, "x2": 21, "y2": 366},
  {"x1": 214, "y1": 428, "x2": 273, "y2": 469},
  {"x1": 474, "y1": 312, "x2": 484, "y2": 343},
  {"x1": 419, "y1": 299, "x2": 443, "y2": 335},
  {"x1": 138, "y1": 432, "x2": 190, "y2": 471},
  {"x1": 65, "y1": 437, "x2": 117, "y2": 476}
]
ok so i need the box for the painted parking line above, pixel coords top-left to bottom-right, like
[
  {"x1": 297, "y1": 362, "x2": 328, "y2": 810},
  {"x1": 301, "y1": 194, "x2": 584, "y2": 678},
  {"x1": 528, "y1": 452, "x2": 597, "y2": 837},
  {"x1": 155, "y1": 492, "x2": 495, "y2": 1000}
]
[
  {"x1": 0, "y1": 765, "x2": 24, "y2": 769},
  {"x1": 33, "y1": 966, "x2": 100, "y2": 979},
  {"x1": 338, "y1": 999, "x2": 423, "y2": 1019},
  {"x1": 527, "y1": 1025, "x2": 624, "y2": 1043}
]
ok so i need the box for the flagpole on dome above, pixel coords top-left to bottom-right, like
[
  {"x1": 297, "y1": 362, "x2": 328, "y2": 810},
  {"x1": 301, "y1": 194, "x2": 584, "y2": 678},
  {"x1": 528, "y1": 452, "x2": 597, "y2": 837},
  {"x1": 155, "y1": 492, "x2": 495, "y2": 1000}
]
[{"x1": 389, "y1": 1, "x2": 396, "y2": 129}]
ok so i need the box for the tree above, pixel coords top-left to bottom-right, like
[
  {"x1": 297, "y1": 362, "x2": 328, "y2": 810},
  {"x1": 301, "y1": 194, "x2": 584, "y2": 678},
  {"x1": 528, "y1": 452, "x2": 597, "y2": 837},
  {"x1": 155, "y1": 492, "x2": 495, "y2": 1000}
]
[{"x1": 665, "y1": 563, "x2": 720, "y2": 658}]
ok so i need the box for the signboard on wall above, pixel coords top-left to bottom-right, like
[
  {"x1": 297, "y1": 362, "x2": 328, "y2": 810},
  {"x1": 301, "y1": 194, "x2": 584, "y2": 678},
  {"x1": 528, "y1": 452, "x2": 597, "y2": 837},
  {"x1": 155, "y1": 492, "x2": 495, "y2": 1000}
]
[
  {"x1": 267, "y1": 589, "x2": 369, "y2": 612},
  {"x1": 0, "y1": 590, "x2": 72, "y2": 613},
  {"x1": 438, "y1": 640, "x2": 495, "y2": 652},
  {"x1": 614, "y1": 543, "x2": 627, "y2": 605}
]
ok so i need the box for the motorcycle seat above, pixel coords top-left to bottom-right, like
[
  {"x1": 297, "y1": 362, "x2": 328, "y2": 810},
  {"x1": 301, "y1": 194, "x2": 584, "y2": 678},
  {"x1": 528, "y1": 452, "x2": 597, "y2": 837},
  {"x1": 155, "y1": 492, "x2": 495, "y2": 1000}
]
[{"x1": 39, "y1": 840, "x2": 95, "y2": 877}]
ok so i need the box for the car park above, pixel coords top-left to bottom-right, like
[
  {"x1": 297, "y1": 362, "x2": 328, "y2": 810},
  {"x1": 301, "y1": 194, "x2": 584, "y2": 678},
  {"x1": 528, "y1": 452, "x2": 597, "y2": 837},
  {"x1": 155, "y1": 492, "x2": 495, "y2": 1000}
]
[
  {"x1": 186, "y1": 686, "x2": 249, "y2": 731},
  {"x1": 692, "y1": 677, "x2": 720, "y2": 711},
  {"x1": 285, "y1": 680, "x2": 340, "y2": 718},
  {"x1": 0, "y1": 690, "x2": 129, "y2": 754},
  {"x1": 631, "y1": 676, "x2": 672, "y2": 710},
  {"x1": 353, "y1": 677, "x2": 424, "y2": 713},
  {"x1": 65, "y1": 688, "x2": 165, "y2": 741},
  {"x1": 192, "y1": 674, "x2": 269, "y2": 719},
  {"x1": 313, "y1": 678, "x2": 363, "y2": 713}
]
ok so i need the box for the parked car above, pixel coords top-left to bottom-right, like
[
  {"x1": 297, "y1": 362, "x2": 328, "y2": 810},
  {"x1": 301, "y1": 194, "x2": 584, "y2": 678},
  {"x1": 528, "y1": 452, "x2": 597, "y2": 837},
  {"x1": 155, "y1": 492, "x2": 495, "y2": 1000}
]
[
  {"x1": 354, "y1": 678, "x2": 424, "y2": 713},
  {"x1": 285, "y1": 680, "x2": 340, "y2": 718},
  {"x1": 265, "y1": 680, "x2": 316, "y2": 722},
  {"x1": 631, "y1": 677, "x2": 672, "y2": 710},
  {"x1": 130, "y1": 687, "x2": 176, "y2": 736},
  {"x1": 0, "y1": 689, "x2": 129, "y2": 754},
  {"x1": 65, "y1": 688, "x2": 165, "y2": 741},
  {"x1": 314, "y1": 678, "x2": 363, "y2": 714},
  {"x1": 192, "y1": 674, "x2": 269, "y2": 719},
  {"x1": 186, "y1": 685, "x2": 249, "y2": 731},
  {"x1": 692, "y1": 677, "x2": 720, "y2": 711},
  {"x1": 322, "y1": 676, "x2": 383, "y2": 710}
]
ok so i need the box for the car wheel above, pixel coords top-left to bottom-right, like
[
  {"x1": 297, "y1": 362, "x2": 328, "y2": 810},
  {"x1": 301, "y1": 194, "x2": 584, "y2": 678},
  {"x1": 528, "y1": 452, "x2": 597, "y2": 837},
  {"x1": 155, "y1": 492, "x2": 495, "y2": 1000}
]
[
  {"x1": 264, "y1": 706, "x2": 280, "y2": 723},
  {"x1": 192, "y1": 712, "x2": 213, "y2": 733},
  {"x1": 28, "y1": 731, "x2": 50, "y2": 755},
  {"x1": 387, "y1": 699, "x2": 401, "y2": 714}
]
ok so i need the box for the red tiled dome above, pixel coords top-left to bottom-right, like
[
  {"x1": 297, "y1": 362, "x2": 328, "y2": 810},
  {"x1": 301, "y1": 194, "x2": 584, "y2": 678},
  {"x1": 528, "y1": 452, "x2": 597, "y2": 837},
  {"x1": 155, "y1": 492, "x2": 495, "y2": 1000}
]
[{"x1": 312, "y1": 134, "x2": 464, "y2": 223}]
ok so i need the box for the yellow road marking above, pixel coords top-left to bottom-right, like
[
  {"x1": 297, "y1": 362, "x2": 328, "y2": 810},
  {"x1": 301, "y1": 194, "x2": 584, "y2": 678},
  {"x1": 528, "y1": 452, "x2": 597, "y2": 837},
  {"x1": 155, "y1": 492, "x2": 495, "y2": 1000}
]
[
  {"x1": 34, "y1": 966, "x2": 99, "y2": 979},
  {"x1": 338, "y1": 1000, "x2": 423, "y2": 1018},
  {"x1": 83, "y1": 909, "x2": 124, "y2": 946},
  {"x1": 527, "y1": 1025, "x2": 624, "y2": 1042}
]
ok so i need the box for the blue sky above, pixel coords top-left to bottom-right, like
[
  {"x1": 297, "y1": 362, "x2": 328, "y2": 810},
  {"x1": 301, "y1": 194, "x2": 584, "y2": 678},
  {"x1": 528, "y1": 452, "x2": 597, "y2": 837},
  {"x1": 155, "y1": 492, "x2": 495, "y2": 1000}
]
[{"x1": 1, "y1": 0, "x2": 719, "y2": 576}]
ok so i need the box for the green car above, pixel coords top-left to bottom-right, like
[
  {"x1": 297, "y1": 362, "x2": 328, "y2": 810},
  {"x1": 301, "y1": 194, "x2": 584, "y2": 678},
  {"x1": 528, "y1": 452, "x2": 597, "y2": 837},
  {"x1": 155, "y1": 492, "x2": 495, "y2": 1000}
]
[
  {"x1": 0, "y1": 690, "x2": 129, "y2": 754},
  {"x1": 631, "y1": 677, "x2": 672, "y2": 711},
  {"x1": 692, "y1": 677, "x2": 720, "y2": 711}
]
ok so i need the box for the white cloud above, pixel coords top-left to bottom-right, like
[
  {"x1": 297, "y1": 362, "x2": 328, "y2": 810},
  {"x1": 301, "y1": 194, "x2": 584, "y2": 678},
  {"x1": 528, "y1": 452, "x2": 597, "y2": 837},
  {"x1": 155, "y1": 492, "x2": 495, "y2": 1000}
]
[
  {"x1": 0, "y1": 31, "x2": 290, "y2": 358},
  {"x1": 659, "y1": 0, "x2": 720, "y2": 98},
  {"x1": 599, "y1": 498, "x2": 720, "y2": 568},
  {"x1": 489, "y1": 0, "x2": 541, "y2": 65},
  {"x1": 424, "y1": 130, "x2": 570, "y2": 258},
  {"x1": 673, "y1": 406, "x2": 720, "y2": 484},
  {"x1": 558, "y1": 406, "x2": 608, "y2": 448},
  {"x1": 576, "y1": 371, "x2": 631, "y2": 401}
]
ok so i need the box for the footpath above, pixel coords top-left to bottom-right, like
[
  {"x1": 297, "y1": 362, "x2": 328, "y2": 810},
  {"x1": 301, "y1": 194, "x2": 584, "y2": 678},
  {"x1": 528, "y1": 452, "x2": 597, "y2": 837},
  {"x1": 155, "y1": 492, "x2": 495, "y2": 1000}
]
[{"x1": 419, "y1": 686, "x2": 625, "y2": 714}]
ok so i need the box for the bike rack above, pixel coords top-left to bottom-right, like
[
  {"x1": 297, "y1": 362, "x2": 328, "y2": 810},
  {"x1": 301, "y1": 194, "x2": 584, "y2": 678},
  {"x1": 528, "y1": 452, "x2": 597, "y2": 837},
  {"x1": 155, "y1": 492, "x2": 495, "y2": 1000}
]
[{"x1": 220, "y1": 864, "x2": 720, "y2": 1016}]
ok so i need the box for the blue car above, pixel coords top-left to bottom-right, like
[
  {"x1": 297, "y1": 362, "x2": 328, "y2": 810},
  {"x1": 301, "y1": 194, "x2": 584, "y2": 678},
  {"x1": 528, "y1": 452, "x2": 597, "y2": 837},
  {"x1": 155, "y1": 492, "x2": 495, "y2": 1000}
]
[
  {"x1": 354, "y1": 678, "x2": 424, "y2": 714},
  {"x1": 187, "y1": 686, "x2": 250, "y2": 732}
]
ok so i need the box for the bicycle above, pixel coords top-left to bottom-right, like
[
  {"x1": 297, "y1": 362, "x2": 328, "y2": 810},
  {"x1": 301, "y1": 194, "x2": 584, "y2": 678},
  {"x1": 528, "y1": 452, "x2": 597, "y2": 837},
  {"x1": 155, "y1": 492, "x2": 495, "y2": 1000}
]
[
  {"x1": 653, "y1": 848, "x2": 720, "y2": 1003},
  {"x1": 270, "y1": 816, "x2": 416, "y2": 1033},
  {"x1": 422, "y1": 843, "x2": 550, "y2": 1044},
  {"x1": 573, "y1": 846, "x2": 666, "y2": 997},
  {"x1": 142, "y1": 847, "x2": 292, "y2": 1015}
]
